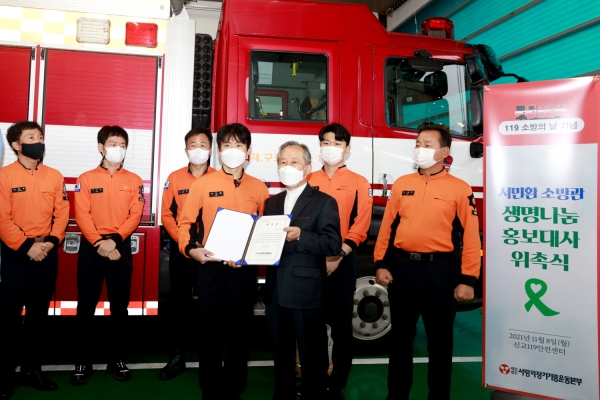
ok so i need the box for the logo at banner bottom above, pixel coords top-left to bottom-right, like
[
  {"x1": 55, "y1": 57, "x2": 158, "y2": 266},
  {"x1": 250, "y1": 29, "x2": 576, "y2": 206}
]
[{"x1": 524, "y1": 278, "x2": 560, "y2": 316}]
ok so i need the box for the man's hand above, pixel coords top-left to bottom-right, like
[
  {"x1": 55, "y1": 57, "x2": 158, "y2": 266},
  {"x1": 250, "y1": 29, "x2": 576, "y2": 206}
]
[
  {"x1": 284, "y1": 226, "x2": 301, "y2": 242},
  {"x1": 27, "y1": 242, "x2": 47, "y2": 261},
  {"x1": 223, "y1": 260, "x2": 241, "y2": 268},
  {"x1": 41, "y1": 242, "x2": 54, "y2": 254},
  {"x1": 326, "y1": 255, "x2": 343, "y2": 276},
  {"x1": 95, "y1": 239, "x2": 116, "y2": 257},
  {"x1": 189, "y1": 247, "x2": 220, "y2": 264},
  {"x1": 107, "y1": 249, "x2": 121, "y2": 261},
  {"x1": 326, "y1": 243, "x2": 353, "y2": 275},
  {"x1": 375, "y1": 268, "x2": 393, "y2": 286},
  {"x1": 454, "y1": 284, "x2": 474, "y2": 303}
]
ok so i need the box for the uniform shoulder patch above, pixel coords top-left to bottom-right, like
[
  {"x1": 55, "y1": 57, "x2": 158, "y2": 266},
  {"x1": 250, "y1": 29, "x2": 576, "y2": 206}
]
[
  {"x1": 368, "y1": 188, "x2": 373, "y2": 198},
  {"x1": 164, "y1": 180, "x2": 170, "y2": 189},
  {"x1": 139, "y1": 197, "x2": 145, "y2": 202},
  {"x1": 74, "y1": 183, "x2": 81, "y2": 192}
]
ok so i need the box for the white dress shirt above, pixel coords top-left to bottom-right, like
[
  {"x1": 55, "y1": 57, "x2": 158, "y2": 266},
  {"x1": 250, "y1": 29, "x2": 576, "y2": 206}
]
[{"x1": 284, "y1": 182, "x2": 307, "y2": 215}]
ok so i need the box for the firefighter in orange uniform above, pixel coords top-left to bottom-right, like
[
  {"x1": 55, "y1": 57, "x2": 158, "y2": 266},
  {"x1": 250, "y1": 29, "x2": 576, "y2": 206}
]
[
  {"x1": 70, "y1": 126, "x2": 144, "y2": 386},
  {"x1": 374, "y1": 123, "x2": 480, "y2": 400},
  {"x1": 178, "y1": 123, "x2": 268, "y2": 400},
  {"x1": 0, "y1": 121, "x2": 69, "y2": 399},
  {"x1": 307, "y1": 123, "x2": 372, "y2": 399},
  {"x1": 158, "y1": 127, "x2": 215, "y2": 380}
]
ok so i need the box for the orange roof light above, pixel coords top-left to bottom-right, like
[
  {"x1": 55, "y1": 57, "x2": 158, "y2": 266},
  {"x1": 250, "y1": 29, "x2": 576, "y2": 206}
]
[{"x1": 421, "y1": 17, "x2": 454, "y2": 40}]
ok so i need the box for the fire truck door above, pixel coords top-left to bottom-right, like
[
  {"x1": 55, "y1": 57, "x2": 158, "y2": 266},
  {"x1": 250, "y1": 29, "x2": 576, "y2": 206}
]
[{"x1": 37, "y1": 48, "x2": 160, "y2": 314}]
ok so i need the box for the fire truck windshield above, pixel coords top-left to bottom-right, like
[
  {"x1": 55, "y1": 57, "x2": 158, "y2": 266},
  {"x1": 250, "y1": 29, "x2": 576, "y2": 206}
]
[{"x1": 385, "y1": 57, "x2": 472, "y2": 137}]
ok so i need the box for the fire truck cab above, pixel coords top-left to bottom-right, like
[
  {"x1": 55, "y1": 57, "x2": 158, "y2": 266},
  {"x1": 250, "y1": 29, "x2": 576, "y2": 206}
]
[{"x1": 209, "y1": 0, "x2": 492, "y2": 345}]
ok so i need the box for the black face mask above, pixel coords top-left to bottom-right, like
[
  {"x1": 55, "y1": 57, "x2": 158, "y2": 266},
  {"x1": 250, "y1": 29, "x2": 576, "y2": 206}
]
[{"x1": 20, "y1": 142, "x2": 45, "y2": 160}]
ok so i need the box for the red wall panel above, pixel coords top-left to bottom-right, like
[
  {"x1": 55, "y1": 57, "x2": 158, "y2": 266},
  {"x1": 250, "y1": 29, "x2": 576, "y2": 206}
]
[
  {"x1": 0, "y1": 46, "x2": 31, "y2": 123},
  {"x1": 44, "y1": 50, "x2": 157, "y2": 129}
]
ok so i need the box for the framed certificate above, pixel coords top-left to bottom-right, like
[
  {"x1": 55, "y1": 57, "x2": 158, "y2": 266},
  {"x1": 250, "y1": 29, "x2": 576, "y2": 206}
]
[{"x1": 203, "y1": 208, "x2": 291, "y2": 265}]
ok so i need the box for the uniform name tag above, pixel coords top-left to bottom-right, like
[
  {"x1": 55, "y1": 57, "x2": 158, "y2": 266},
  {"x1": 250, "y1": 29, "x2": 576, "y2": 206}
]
[
  {"x1": 178, "y1": 189, "x2": 189, "y2": 195},
  {"x1": 402, "y1": 190, "x2": 415, "y2": 196},
  {"x1": 209, "y1": 191, "x2": 224, "y2": 197},
  {"x1": 12, "y1": 187, "x2": 26, "y2": 193},
  {"x1": 91, "y1": 188, "x2": 104, "y2": 193}
]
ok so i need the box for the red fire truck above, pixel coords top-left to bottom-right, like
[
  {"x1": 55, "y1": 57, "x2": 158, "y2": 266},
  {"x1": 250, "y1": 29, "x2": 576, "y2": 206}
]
[{"x1": 0, "y1": 0, "x2": 522, "y2": 347}]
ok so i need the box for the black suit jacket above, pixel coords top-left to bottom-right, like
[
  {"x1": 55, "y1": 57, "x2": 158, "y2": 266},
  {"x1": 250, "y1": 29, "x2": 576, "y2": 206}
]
[{"x1": 264, "y1": 183, "x2": 341, "y2": 309}]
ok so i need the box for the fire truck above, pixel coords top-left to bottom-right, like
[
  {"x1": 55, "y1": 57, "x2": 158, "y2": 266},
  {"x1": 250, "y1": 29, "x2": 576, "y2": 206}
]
[{"x1": 0, "y1": 0, "x2": 522, "y2": 347}]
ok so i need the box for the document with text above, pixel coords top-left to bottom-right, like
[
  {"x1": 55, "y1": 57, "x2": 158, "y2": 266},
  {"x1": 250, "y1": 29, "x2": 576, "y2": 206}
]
[{"x1": 203, "y1": 208, "x2": 291, "y2": 265}]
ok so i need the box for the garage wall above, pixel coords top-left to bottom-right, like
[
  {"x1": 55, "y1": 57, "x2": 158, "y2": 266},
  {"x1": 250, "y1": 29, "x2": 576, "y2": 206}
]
[{"x1": 392, "y1": 0, "x2": 600, "y2": 83}]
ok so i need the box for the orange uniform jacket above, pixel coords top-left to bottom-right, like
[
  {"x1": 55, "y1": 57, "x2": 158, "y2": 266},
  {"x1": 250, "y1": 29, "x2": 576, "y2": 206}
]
[
  {"x1": 374, "y1": 169, "x2": 480, "y2": 286},
  {"x1": 75, "y1": 166, "x2": 144, "y2": 245},
  {"x1": 161, "y1": 165, "x2": 216, "y2": 241},
  {"x1": 307, "y1": 166, "x2": 372, "y2": 249},
  {"x1": 0, "y1": 161, "x2": 69, "y2": 252},
  {"x1": 178, "y1": 168, "x2": 269, "y2": 257}
]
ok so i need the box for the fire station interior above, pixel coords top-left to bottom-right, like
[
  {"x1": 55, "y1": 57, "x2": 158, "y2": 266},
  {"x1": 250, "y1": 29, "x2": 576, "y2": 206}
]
[{"x1": 1, "y1": 0, "x2": 600, "y2": 399}]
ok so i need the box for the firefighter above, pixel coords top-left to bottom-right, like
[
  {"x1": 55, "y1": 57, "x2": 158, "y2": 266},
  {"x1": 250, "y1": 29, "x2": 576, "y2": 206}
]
[
  {"x1": 306, "y1": 123, "x2": 372, "y2": 399},
  {"x1": 70, "y1": 126, "x2": 144, "y2": 385},
  {"x1": 159, "y1": 127, "x2": 216, "y2": 380},
  {"x1": 0, "y1": 121, "x2": 69, "y2": 399},
  {"x1": 374, "y1": 123, "x2": 480, "y2": 400},
  {"x1": 178, "y1": 123, "x2": 269, "y2": 400}
]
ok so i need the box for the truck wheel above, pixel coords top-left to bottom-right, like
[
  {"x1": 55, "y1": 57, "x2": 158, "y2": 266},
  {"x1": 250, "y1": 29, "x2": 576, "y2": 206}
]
[{"x1": 352, "y1": 253, "x2": 392, "y2": 353}]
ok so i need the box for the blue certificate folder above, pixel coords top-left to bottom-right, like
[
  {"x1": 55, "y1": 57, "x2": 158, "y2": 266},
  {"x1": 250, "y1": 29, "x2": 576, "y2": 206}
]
[{"x1": 203, "y1": 208, "x2": 291, "y2": 266}]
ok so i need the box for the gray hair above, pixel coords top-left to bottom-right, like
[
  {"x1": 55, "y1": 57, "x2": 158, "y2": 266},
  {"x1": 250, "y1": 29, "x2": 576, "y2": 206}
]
[{"x1": 276, "y1": 141, "x2": 312, "y2": 166}]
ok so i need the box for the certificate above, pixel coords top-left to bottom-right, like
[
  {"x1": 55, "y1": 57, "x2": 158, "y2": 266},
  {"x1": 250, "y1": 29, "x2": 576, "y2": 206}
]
[{"x1": 203, "y1": 208, "x2": 291, "y2": 265}]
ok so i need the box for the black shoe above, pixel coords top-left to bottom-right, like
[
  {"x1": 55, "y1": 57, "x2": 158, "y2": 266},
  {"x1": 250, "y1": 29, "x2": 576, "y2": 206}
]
[
  {"x1": 20, "y1": 368, "x2": 58, "y2": 391},
  {"x1": 0, "y1": 382, "x2": 14, "y2": 400},
  {"x1": 70, "y1": 364, "x2": 93, "y2": 386},
  {"x1": 106, "y1": 361, "x2": 131, "y2": 381},
  {"x1": 159, "y1": 353, "x2": 186, "y2": 381}
]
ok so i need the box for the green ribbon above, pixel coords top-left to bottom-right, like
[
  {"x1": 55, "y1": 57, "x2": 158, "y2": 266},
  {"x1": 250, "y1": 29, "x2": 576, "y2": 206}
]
[{"x1": 524, "y1": 278, "x2": 560, "y2": 317}]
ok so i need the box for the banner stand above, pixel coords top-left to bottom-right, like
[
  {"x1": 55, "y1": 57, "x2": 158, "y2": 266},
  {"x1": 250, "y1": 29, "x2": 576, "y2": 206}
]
[{"x1": 483, "y1": 77, "x2": 600, "y2": 399}]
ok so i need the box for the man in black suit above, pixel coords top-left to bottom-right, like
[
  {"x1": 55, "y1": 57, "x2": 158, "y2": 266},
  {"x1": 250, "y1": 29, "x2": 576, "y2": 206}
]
[{"x1": 264, "y1": 141, "x2": 341, "y2": 400}]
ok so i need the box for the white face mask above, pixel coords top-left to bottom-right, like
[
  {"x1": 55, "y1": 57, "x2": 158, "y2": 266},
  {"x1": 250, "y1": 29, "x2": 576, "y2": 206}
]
[
  {"x1": 104, "y1": 146, "x2": 126, "y2": 164},
  {"x1": 187, "y1": 147, "x2": 210, "y2": 166},
  {"x1": 413, "y1": 147, "x2": 442, "y2": 169},
  {"x1": 220, "y1": 148, "x2": 246, "y2": 168},
  {"x1": 320, "y1": 146, "x2": 344, "y2": 166},
  {"x1": 279, "y1": 165, "x2": 306, "y2": 187}
]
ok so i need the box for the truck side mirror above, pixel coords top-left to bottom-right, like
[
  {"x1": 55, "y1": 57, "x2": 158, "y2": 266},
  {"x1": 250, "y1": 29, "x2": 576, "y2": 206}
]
[
  {"x1": 470, "y1": 87, "x2": 483, "y2": 136},
  {"x1": 465, "y1": 53, "x2": 486, "y2": 84},
  {"x1": 470, "y1": 142, "x2": 483, "y2": 158}
]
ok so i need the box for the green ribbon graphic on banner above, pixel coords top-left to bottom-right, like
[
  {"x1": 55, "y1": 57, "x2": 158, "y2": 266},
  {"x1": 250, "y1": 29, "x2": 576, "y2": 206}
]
[{"x1": 524, "y1": 278, "x2": 560, "y2": 316}]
